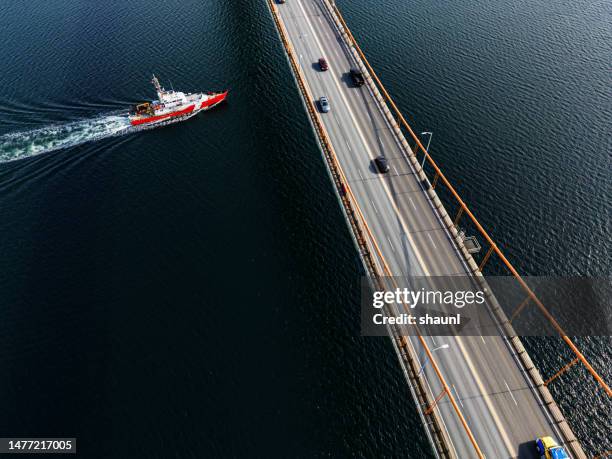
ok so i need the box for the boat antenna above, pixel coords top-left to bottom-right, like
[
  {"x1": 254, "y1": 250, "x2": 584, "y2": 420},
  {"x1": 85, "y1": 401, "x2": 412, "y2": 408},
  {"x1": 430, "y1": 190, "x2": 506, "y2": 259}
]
[{"x1": 151, "y1": 74, "x2": 164, "y2": 99}]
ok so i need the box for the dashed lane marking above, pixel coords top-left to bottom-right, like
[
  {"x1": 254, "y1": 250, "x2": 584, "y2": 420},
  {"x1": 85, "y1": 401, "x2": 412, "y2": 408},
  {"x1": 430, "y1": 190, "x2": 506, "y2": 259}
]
[
  {"x1": 428, "y1": 233, "x2": 437, "y2": 249},
  {"x1": 453, "y1": 384, "x2": 465, "y2": 408},
  {"x1": 387, "y1": 235, "x2": 396, "y2": 253},
  {"x1": 504, "y1": 380, "x2": 518, "y2": 406},
  {"x1": 371, "y1": 200, "x2": 379, "y2": 214}
]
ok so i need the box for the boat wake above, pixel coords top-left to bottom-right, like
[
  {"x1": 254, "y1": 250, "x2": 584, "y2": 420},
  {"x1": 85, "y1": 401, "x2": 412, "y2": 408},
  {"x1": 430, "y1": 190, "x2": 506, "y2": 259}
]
[{"x1": 0, "y1": 113, "x2": 133, "y2": 163}]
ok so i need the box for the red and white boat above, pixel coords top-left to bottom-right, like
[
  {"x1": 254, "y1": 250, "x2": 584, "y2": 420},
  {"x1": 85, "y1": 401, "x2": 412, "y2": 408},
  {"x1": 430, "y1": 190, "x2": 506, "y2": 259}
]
[{"x1": 129, "y1": 75, "x2": 228, "y2": 126}]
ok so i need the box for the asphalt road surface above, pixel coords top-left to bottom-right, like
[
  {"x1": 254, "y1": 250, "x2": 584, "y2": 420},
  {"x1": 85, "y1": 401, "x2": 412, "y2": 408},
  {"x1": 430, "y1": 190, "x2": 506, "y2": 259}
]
[{"x1": 274, "y1": 0, "x2": 568, "y2": 457}]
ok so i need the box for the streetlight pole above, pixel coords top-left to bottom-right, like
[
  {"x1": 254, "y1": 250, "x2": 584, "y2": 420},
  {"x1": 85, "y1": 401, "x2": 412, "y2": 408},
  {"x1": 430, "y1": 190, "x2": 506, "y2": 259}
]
[
  {"x1": 417, "y1": 343, "x2": 449, "y2": 375},
  {"x1": 420, "y1": 131, "x2": 433, "y2": 169}
]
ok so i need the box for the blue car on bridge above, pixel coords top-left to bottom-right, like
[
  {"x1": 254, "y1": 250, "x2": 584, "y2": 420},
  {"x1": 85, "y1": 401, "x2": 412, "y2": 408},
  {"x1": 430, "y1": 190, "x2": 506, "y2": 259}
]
[{"x1": 536, "y1": 437, "x2": 569, "y2": 459}]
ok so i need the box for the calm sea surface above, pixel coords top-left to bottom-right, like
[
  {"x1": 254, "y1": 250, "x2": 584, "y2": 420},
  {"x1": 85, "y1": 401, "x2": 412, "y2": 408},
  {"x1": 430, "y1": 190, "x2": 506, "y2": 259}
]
[{"x1": 0, "y1": 0, "x2": 609, "y2": 456}]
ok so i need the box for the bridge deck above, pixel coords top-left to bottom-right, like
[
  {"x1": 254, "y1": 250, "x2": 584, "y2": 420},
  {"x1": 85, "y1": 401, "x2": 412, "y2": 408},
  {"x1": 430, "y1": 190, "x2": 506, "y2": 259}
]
[{"x1": 271, "y1": 0, "x2": 572, "y2": 457}]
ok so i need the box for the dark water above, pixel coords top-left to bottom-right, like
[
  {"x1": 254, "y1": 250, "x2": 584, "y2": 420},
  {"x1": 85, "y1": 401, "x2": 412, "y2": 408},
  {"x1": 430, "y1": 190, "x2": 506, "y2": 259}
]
[{"x1": 0, "y1": 0, "x2": 609, "y2": 457}]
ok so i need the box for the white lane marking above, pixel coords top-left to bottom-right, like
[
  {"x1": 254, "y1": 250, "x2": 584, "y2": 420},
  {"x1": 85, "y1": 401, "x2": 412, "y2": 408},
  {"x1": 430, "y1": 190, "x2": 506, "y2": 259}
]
[
  {"x1": 387, "y1": 235, "x2": 396, "y2": 253},
  {"x1": 504, "y1": 380, "x2": 518, "y2": 406},
  {"x1": 431, "y1": 336, "x2": 437, "y2": 345},
  {"x1": 452, "y1": 384, "x2": 465, "y2": 408},
  {"x1": 428, "y1": 233, "x2": 437, "y2": 249},
  {"x1": 345, "y1": 140, "x2": 351, "y2": 151},
  {"x1": 501, "y1": 335, "x2": 566, "y2": 444},
  {"x1": 358, "y1": 169, "x2": 364, "y2": 180},
  {"x1": 417, "y1": 349, "x2": 460, "y2": 459},
  {"x1": 393, "y1": 166, "x2": 399, "y2": 175},
  {"x1": 454, "y1": 334, "x2": 516, "y2": 453},
  {"x1": 371, "y1": 200, "x2": 379, "y2": 214},
  {"x1": 481, "y1": 336, "x2": 486, "y2": 344},
  {"x1": 409, "y1": 197, "x2": 417, "y2": 210}
]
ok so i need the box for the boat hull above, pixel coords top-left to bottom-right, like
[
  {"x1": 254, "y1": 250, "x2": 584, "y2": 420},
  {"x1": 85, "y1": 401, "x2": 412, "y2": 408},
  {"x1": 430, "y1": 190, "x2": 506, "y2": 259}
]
[{"x1": 129, "y1": 91, "x2": 228, "y2": 126}]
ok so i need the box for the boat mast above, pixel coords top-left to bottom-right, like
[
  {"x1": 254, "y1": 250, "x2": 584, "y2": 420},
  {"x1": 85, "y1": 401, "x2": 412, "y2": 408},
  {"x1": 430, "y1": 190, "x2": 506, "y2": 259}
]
[{"x1": 151, "y1": 74, "x2": 164, "y2": 99}]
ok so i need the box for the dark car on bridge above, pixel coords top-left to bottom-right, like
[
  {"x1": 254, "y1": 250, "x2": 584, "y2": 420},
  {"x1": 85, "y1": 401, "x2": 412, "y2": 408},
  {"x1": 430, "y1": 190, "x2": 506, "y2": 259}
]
[
  {"x1": 374, "y1": 155, "x2": 390, "y2": 173},
  {"x1": 318, "y1": 57, "x2": 329, "y2": 71},
  {"x1": 350, "y1": 68, "x2": 365, "y2": 87}
]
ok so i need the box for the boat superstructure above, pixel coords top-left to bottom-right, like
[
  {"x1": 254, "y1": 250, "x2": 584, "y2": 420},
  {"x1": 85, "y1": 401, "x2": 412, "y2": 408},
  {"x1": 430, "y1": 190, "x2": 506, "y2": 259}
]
[{"x1": 129, "y1": 75, "x2": 227, "y2": 126}]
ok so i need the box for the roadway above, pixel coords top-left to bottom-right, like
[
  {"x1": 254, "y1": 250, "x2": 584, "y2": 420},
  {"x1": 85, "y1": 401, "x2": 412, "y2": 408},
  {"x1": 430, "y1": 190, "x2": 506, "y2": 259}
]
[{"x1": 273, "y1": 0, "x2": 567, "y2": 457}]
